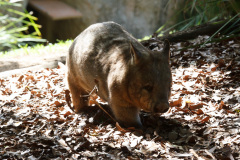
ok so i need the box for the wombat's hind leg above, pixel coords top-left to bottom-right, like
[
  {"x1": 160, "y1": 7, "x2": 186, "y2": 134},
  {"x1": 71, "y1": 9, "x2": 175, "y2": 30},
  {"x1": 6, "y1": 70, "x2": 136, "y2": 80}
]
[
  {"x1": 68, "y1": 79, "x2": 89, "y2": 113},
  {"x1": 112, "y1": 105, "x2": 142, "y2": 128}
]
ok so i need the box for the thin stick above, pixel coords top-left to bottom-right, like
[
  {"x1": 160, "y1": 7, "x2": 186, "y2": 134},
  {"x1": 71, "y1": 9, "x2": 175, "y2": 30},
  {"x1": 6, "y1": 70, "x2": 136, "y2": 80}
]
[
  {"x1": 88, "y1": 82, "x2": 116, "y2": 122},
  {"x1": 205, "y1": 149, "x2": 217, "y2": 160},
  {"x1": 90, "y1": 96, "x2": 116, "y2": 122},
  {"x1": 190, "y1": 149, "x2": 205, "y2": 160}
]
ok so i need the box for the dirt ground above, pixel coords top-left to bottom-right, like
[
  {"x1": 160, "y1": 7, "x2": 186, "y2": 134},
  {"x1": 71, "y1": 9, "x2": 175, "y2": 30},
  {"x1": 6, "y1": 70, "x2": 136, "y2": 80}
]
[
  {"x1": 0, "y1": 53, "x2": 66, "y2": 72},
  {"x1": 0, "y1": 36, "x2": 240, "y2": 159}
]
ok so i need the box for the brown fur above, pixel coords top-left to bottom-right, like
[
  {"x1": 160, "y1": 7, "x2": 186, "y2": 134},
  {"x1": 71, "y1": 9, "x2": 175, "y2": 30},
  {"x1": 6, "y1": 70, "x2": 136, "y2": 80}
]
[{"x1": 67, "y1": 22, "x2": 172, "y2": 128}]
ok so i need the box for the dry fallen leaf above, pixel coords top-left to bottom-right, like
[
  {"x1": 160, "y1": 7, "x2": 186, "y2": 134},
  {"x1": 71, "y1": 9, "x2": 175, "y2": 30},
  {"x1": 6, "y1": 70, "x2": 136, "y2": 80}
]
[
  {"x1": 170, "y1": 97, "x2": 183, "y2": 107},
  {"x1": 1, "y1": 35, "x2": 240, "y2": 159}
]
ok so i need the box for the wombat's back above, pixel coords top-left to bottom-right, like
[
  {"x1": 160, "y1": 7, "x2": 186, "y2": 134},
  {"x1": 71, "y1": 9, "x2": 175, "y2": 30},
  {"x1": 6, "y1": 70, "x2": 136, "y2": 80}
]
[{"x1": 71, "y1": 22, "x2": 133, "y2": 54}]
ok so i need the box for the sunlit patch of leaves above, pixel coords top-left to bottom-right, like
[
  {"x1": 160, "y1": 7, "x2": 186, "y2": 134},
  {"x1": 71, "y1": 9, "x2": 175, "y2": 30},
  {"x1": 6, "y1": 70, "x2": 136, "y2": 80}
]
[{"x1": 0, "y1": 36, "x2": 240, "y2": 159}]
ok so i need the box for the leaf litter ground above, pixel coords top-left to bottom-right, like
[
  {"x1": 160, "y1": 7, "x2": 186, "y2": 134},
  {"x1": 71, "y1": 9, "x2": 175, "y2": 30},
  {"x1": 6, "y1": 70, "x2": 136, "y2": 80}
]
[{"x1": 0, "y1": 36, "x2": 240, "y2": 159}]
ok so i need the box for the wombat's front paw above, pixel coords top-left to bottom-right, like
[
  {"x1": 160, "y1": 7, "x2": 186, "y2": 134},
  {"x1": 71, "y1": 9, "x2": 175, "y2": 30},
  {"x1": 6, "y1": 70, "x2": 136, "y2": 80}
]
[
  {"x1": 118, "y1": 114, "x2": 143, "y2": 129},
  {"x1": 71, "y1": 95, "x2": 89, "y2": 113},
  {"x1": 73, "y1": 102, "x2": 89, "y2": 113}
]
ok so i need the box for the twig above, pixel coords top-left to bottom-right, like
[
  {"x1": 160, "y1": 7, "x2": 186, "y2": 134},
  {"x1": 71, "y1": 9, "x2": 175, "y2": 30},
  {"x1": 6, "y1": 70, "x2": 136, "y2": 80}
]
[
  {"x1": 91, "y1": 98, "x2": 116, "y2": 122},
  {"x1": 57, "y1": 138, "x2": 73, "y2": 153},
  {"x1": 37, "y1": 122, "x2": 46, "y2": 132},
  {"x1": 205, "y1": 149, "x2": 217, "y2": 160},
  {"x1": 88, "y1": 80, "x2": 116, "y2": 123},
  {"x1": 79, "y1": 80, "x2": 116, "y2": 122},
  {"x1": 190, "y1": 149, "x2": 205, "y2": 160}
]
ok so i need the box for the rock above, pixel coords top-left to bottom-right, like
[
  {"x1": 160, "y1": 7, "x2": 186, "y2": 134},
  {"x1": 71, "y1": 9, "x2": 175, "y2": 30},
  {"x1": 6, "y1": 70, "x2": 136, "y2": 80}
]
[{"x1": 58, "y1": 0, "x2": 169, "y2": 39}]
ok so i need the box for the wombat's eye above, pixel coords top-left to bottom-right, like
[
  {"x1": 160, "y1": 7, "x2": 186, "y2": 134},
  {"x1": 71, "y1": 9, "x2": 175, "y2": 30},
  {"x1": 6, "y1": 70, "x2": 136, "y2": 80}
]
[{"x1": 143, "y1": 85, "x2": 153, "y2": 92}]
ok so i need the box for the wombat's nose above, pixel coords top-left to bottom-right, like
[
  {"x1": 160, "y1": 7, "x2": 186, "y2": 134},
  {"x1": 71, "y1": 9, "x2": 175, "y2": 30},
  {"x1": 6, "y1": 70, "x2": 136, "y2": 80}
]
[{"x1": 154, "y1": 102, "x2": 169, "y2": 113}]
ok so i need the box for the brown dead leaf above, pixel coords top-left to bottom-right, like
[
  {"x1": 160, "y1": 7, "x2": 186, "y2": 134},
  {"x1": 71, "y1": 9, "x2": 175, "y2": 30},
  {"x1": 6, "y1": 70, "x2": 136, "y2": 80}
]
[
  {"x1": 183, "y1": 75, "x2": 190, "y2": 81},
  {"x1": 170, "y1": 97, "x2": 183, "y2": 107},
  {"x1": 211, "y1": 66, "x2": 217, "y2": 72},
  {"x1": 54, "y1": 101, "x2": 64, "y2": 107},
  {"x1": 64, "y1": 111, "x2": 72, "y2": 118},
  {"x1": 59, "y1": 106, "x2": 65, "y2": 111},
  {"x1": 2, "y1": 88, "x2": 12, "y2": 95},
  {"x1": 18, "y1": 75, "x2": 24, "y2": 82},
  {"x1": 188, "y1": 103, "x2": 204, "y2": 110},
  {"x1": 195, "y1": 109, "x2": 204, "y2": 115},
  {"x1": 26, "y1": 75, "x2": 35, "y2": 81},
  {"x1": 218, "y1": 59, "x2": 226, "y2": 68},
  {"x1": 47, "y1": 83, "x2": 51, "y2": 89},
  {"x1": 181, "y1": 90, "x2": 195, "y2": 95},
  {"x1": 200, "y1": 116, "x2": 210, "y2": 124},
  {"x1": 31, "y1": 90, "x2": 37, "y2": 95},
  {"x1": 36, "y1": 93, "x2": 43, "y2": 98},
  {"x1": 218, "y1": 101, "x2": 229, "y2": 110}
]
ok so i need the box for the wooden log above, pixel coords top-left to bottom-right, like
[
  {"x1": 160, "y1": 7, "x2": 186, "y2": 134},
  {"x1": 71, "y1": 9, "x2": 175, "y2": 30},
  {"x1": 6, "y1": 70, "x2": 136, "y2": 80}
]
[{"x1": 141, "y1": 19, "x2": 240, "y2": 45}]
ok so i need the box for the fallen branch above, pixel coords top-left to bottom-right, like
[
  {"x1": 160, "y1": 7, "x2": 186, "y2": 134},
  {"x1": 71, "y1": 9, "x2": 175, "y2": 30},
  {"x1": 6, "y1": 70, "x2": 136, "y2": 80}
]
[{"x1": 141, "y1": 18, "x2": 240, "y2": 44}]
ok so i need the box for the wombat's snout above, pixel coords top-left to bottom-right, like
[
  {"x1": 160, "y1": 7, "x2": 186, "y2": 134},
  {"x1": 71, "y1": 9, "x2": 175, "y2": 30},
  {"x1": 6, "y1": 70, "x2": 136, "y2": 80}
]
[{"x1": 153, "y1": 102, "x2": 169, "y2": 113}]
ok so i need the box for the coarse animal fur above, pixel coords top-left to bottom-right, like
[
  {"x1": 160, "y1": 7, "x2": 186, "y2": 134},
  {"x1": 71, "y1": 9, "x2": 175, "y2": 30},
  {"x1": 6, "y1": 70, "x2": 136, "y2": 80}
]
[{"x1": 67, "y1": 22, "x2": 172, "y2": 128}]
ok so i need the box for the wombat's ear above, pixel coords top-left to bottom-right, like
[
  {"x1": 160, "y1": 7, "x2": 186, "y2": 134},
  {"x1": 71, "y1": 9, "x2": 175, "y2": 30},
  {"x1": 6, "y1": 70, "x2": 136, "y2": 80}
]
[
  {"x1": 163, "y1": 39, "x2": 170, "y2": 62},
  {"x1": 130, "y1": 43, "x2": 141, "y2": 64}
]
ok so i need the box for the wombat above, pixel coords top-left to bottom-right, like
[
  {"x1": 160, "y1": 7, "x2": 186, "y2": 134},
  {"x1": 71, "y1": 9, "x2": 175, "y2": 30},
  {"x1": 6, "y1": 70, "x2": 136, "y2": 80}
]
[{"x1": 67, "y1": 22, "x2": 172, "y2": 128}]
